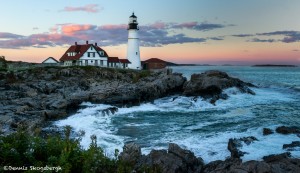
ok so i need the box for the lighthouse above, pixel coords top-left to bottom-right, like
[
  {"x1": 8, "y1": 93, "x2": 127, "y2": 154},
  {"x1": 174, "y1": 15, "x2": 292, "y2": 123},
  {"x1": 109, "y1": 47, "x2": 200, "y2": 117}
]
[{"x1": 127, "y1": 13, "x2": 141, "y2": 70}]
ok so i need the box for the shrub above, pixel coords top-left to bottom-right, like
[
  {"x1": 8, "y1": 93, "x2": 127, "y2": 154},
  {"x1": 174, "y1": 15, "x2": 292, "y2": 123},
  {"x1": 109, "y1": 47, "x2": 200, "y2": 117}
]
[{"x1": 0, "y1": 126, "x2": 122, "y2": 173}]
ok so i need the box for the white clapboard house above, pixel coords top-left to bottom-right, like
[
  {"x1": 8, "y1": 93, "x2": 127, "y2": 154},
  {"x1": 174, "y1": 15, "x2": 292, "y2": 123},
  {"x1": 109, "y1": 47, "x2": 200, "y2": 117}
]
[{"x1": 60, "y1": 41, "x2": 130, "y2": 69}]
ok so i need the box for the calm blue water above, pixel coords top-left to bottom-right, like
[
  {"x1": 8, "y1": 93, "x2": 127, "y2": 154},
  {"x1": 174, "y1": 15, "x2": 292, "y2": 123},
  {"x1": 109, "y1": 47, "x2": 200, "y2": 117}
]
[{"x1": 54, "y1": 66, "x2": 300, "y2": 163}]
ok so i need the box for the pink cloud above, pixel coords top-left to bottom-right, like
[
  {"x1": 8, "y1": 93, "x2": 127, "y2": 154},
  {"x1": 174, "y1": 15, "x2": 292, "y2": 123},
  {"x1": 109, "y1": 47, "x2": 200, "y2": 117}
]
[
  {"x1": 174, "y1": 22, "x2": 197, "y2": 29},
  {"x1": 61, "y1": 24, "x2": 97, "y2": 35},
  {"x1": 99, "y1": 24, "x2": 127, "y2": 30},
  {"x1": 61, "y1": 4, "x2": 101, "y2": 13},
  {"x1": 150, "y1": 22, "x2": 167, "y2": 29}
]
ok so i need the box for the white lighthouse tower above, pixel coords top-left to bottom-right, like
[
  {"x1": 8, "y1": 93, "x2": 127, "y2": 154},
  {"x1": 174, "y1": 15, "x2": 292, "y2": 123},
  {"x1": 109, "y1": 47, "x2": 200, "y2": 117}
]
[{"x1": 127, "y1": 13, "x2": 141, "y2": 70}]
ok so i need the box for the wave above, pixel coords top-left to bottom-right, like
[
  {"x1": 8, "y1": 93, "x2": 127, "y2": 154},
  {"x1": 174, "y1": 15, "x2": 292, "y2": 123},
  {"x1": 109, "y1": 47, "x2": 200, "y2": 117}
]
[{"x1": 53, "y1": 86, "x2": 298, "y2": 161}]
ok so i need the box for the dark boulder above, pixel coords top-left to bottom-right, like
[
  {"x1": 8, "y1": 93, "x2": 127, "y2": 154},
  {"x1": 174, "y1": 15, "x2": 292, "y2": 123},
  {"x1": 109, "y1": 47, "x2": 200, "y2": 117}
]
[
  {"x1": 120, "y1": 143, "x2": 204, "y2": 173},
  {"x1": 203, "y1": 158, "x2": 242, "y2": 173},
  {"x1": 283, "y1": 141, "x2": 300, "y2": 150},
  {"x1": 263, "y1": 128, "x2": 274, "y2": 135},
  {"x1": 118, "y1": 143, "x2": 142, "y2": 166},
  {"x1": 101, "y1": 107, "x2": 118, "y2": 115},
  {"x1": 228, "y1": 138, "x2": 246, "y2": 159},
  {"x1": 183, "y1": 70, "x2": 255, "y2": 101},
  {"x1": 276, "y1": 126, "x2": 300, "y2": 135},
  {"x1": 228, "y1": 136, "x2": 257, "y2": 159},
  {"x1": 263, "y1": 152, "x2": 291, "y2": 163}
]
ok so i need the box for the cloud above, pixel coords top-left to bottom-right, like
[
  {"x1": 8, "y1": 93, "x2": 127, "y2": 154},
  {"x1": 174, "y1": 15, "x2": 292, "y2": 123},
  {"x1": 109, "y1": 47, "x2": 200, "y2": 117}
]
[
  {"x1": 61, "y1": 4, "x2": 101, "y2": 13},
  {"x1": 208, "y1": 37, "x2": 224, "y2": 41},
  {"x1": 257, "y1": 31, "x2": 298, "y2": 36},
  {"x1": 33, "y1": 27, "x2": 39, "y2": 30},
  {"x1": 250, "y1": 38, "x2": 276, "y2": 43},
  {"x1": 60, "y1": 24, "x2": 97, "y2": 35},
  {"x1": 257, "y1": 31, "x2": 300, "y2": 43},
  {"x1": 0, "y1": 21, "x2": 228, "y2": 49},
  {"x1": 292, "y1": 49, "x2": 299, "y2": 52},
  {"x1": 173, "y1": 22, "x2": 227, "y2": 31},
  {"x1": 233, "y1": 30, "x2": 300, "y2": 43},
  {"x1": 232, "y1": 34, "x2": 254, "y2": 37},
  {"x1": 0, "y1": 32, "x2": 24, "y2": 39}
]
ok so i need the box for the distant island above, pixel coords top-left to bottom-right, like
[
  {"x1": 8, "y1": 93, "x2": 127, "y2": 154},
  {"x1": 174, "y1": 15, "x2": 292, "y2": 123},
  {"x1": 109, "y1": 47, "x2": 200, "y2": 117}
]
[
  {"x1": 252, "y1": 64, "x2": 297, "y2": 67},
  {"x1": 166, "y1": 61, "x2": 213, "y2": 66}
]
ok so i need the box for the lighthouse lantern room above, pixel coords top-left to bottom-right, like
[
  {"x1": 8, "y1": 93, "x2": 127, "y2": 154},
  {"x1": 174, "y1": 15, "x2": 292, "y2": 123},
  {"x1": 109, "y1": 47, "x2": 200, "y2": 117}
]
[{"x1": 127, "y1": 13, "x2": 141, "y2": 70}]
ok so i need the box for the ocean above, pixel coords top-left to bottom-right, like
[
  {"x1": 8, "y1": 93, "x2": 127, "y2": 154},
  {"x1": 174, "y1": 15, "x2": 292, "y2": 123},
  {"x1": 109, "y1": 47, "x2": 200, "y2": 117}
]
[{"x1": 53, "y1": 66, "x2": 300, "y2": 163}]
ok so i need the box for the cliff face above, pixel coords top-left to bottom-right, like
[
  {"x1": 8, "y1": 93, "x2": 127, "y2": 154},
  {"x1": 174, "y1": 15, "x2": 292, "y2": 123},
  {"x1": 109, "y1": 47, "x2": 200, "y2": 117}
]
[{"x1": 0, "y1": 67, "x2": 186, "y2": 134}]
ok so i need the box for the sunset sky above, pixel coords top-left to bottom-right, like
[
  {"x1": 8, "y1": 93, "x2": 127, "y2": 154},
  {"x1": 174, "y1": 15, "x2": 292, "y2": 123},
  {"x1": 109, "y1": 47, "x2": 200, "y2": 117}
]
[{"x1": 1, "y1": 0, "x2": 300, "y2": 65}]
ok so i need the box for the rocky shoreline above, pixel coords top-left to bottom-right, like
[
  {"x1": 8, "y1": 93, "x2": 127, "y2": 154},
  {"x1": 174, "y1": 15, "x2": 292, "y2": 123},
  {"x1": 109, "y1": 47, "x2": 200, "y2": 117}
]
[
  {"x1": 119, "y1": 126, "x2": 300, "y2": 173},
  {"x1": 0, "y1": 66, "x2": 186, "y2": 134},
  {"x1": 0, "y1": 67, "x2": 255, "y2": 135}
]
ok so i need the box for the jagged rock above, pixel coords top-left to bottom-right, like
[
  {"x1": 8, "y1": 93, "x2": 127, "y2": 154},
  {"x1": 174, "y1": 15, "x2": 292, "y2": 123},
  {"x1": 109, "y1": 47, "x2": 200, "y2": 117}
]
[
  {"x1": 228, "y1": 138, "x2": 245, "y2": 159},
  {"x1": 119, "y1": 143, "x2": 204, "y2": 173},
  {"x1": 183, "y1": 70, "x2": 255, "y2": 101},
  {"x1": 203, "y1": 158, "x2": 242, "y2": 173},
  {"x1": 101, "y1": 107, "x2": 118, "y2": 115},
  {"x1": 168, "y1": 143, "x2": 204, "y2": 172},
  {"x1": 43, "y1": 110, "x2": 67, "y2": 120},
  {"x1": 228, "y1": 136, "x2": 257, "y2": 159},
  {"x1": 263, "y1": 128, "x2": 274, "y2": 135},
  {"x1": 276, "y1": 126, "x2": 300, "y2": 135},
  {"x1": 118, "y1": 143, "x2": 142, "y2": 166},
  {"x1": 240, "y1": 136, "x2": 258, "y2": 145},
  {"x1": 283, "y1": 141, "x2": 300, "y2": 150},
  {"x1": 263, "y1": 152, "x2": 291, "y2": 163},
  {"x1": 203, "y1": 153, "x2": 300, "y2": 173}
]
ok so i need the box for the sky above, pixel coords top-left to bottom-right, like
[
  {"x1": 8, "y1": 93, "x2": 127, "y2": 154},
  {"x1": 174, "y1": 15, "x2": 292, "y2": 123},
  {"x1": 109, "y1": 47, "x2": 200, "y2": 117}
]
[{"x1": 1, "y1": 0, "x2": 300, "y2": 65}]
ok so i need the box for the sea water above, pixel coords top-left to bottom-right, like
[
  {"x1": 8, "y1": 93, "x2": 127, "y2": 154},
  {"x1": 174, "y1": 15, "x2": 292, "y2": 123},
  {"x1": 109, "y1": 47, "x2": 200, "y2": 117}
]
[{"x1": 53, "y1": 66, "x2": 300, "y2": 163}]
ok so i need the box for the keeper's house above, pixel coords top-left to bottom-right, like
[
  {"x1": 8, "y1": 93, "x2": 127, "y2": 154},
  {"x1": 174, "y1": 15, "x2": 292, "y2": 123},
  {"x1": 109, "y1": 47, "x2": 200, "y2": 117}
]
[{"x1": 60, "y1": 41, "x2": 130, "y2": 69}]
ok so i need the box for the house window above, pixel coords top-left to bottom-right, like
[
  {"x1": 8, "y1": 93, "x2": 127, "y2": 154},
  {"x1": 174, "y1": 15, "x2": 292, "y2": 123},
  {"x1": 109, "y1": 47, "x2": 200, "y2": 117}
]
[
  {"x1": 100, "y1": 51, "x2": 104, "y2": 56},
  {"x1": 85, "y1": 60, "x2": 88, "y2": 65},
  {"x1": 93, "y1": 52, "x2": 95, "y2": 57},
  {"x1": 136, "y1": 52, "x2": 138, "y2": 55},
  {"x1": 91, "y1": 46, "x2": 93, "y2": 50},
  {"x1": 100, "y1": 60, "x2": 103, "y2": 66}
]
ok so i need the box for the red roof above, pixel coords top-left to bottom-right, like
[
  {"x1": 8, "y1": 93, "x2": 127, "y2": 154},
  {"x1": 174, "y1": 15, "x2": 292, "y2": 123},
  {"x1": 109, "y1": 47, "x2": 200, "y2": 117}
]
[
  {"x1": 108, "y1": 57, "x2": 119, "y2": 63},
  {"x1": 119, "y1": 59, "x2": 131, "y2": 63},
  {"x1": 144, "y1": 58, "x2": 166, "y2": 63},
  {"x1": 60, "y1": 43, "x2": 109, "y2": 61}
]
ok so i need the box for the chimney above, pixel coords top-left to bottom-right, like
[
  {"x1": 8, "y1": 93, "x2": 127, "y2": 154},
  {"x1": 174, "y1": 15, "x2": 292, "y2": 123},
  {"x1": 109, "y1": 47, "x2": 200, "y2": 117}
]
[
  {"x1": 86, "y1": 40, "x2": 89, "y2": 45},
  {"x1": 75, "y1": 42, "x2": 77, "y2": 46},
  {"x1": 95, "y1": 42, "x2": 97, "y2": 46}
]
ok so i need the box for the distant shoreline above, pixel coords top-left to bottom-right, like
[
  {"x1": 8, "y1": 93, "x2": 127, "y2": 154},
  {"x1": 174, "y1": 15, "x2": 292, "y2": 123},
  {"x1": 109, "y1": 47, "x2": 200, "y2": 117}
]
[{"x1": 252, "y1": 64, "x2": 297, "y2": 67}]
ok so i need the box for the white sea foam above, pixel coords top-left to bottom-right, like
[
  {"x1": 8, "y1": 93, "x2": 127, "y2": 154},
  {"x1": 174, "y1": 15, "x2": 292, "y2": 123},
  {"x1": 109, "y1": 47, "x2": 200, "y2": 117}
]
[
  {"x1": 141, "y1": 126, "x2": 300, "y2": 163},
  {"x1": 54, "y1": 104, "x2": 125, "y2": 157}
]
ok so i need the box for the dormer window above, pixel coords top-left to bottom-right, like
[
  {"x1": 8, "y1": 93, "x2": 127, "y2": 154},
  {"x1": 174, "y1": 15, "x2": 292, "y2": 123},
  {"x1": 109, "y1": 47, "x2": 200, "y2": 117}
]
[{"x1": 100, "y1": 51, "x2": 104, "y2": 56}]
